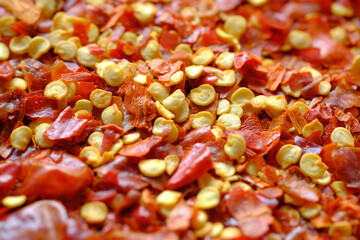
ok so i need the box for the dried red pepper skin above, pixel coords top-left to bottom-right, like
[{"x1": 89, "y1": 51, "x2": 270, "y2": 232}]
[{"x1": 166, "y1": 143, "x2": 213, "y2": 189}]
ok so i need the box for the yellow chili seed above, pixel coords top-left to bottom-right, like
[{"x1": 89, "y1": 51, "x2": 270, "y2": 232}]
[
  {"x1": 0, "y1": 42, "x2": 10, "y2": 60},
  {"x1": 229, "y1": 104, "x2": 243, "y2": 118},
  {"x1": 288, "y1": 30, "x2": 312, "y2": 49},
  {"x1": 44, "y1": 80, "x2": 68, "y2": 100},
  {"x1": 10, "y1": 126, "x2": 33, "y2": 151},
  {"x1": 122, "y1": 132, "x2": 141, "y2": 145},
  {"x1": 215, "y1": 69, "x2": 237, "y2": 87},
  {"x1": 191, "y1": 210, "x2": 208, "y2": 229},
  {"x1": 77, "y1": 46, "x2": 102, "y2": 68},
  {"x1": 331, "y1": 2, "x2": 354, "y2": 17},
  {"x1": 318, "y1": 81, "x2": 331, "y2": 96},
  {"x1": 330, "y1": 181, "x2": 348, "y2": 197},
  {"x1": 164, "y1": 155, "x2": 180, "y2": 175},
  {"x1": 79, "y1": 146, "x2": 101, "y2": 166},
  {"x1": 351, "y1": 55, "x2": 360, "y2": 76},
  {"x1": 101, "y1": 105, "x2": 123, "y2": 127},
  {"x1": 265, "y1": 95, "x2": 287, "y2": 118},
  {"x1": 195, "y1": 186, "x2": 221, "y2": 210},
  {"x1": 190, "y1": 111, "x2": 215, "y2": 129},
  {"x1": 194, "y1": 222, "x2": 213, "y2": 237},
  {"x1": 54, "y1": 40, "x2": 77, "y2": 61},
  {"x1": 147, "y1": 82, "x2": 170, "y2": 102},
  {"x1": 34, "y1": 123, "x2": 54, "y2": 148},
  {"x1": 90, "y1": 89, "x2": 112, "y2": 108},
  {"x1": 185, "y1": 65, "x2": 204, "y2": 79},
  {"x1": 224, "y1": 133, "x2": 246, "y2": 159},
  {"x1": 190, "y1": 84, "x2": 216, "y2": 106},
  {"x1": 169, "y1": 70, "x2": 184, "y2": 86},
  {"x1": 210, "y1": 222, "x2": 224, "y2": 237},
  {"x1": 303, "y1": 119, "x2": 324, "y2": 137},
  {"x1": 162, "y1": 89, "x2": 186, "y2": 111},
  {"x1": 276, "y1": 144, "x2": 302, "y2": 169},
  {"x1": 152, "y1": 117, "x2": 179, "y2": 143},
  {"x1": 140, "y1": 40, "x2": 162, "y2": 60},
  {"x1": 9, "y1": 35, "x2": 31, "y2": 54},
  {"x1": 328, "y1": 221, "x2": 352, "y2": 237},
  {"x1": 87, "y1": 131, "x2": 104, "y2": 150},
  {"x1": 28, "y1": 36, "x2": 51, "y2": 60},
  {"x1": 330, "y1": 127, "x2": 354, "y2": 147},
  {"x1": 299, "y1": 203, "x2": 321, "y2": 219},
  {"x1": 156, "y1": 190, "x2": 182, "y2": 209},
  {"x1": 224, "y1": 15, "x2": 247, "y2": 39},
  {"x1": 138, "y1": 159, "x2": 166, "y2": 177},
  {"x1": 220, "y1": 227, "x2": 243, "y2": 239},
  {"x1": 217, "y1": 99, "x2": 231, "y2": 115},
  {"x1": 299, "y1": 153, "x2": 328, "y2": 178},
  {"x1": 230, "y1": 87, "x2": 254, "y2": 106},
  {"x1": 214, "y1": 161, "x2": 236, "y2": 178},
  {"x1": 216, "y1": 113, "x2": 241, "y2": 130},
  {"x1": 192, "y1": 47, "x2": 215, "y2": 66},
  {"x1": 108, "y1": 139, "x2": 123, "y2": 155},
  {"x1": 1, "y1": 195, "x2": 27, "y2": 208},
  {"x1": 312, "y1": 170, "x2": 332, "y2": 186},
  {"x1": 216, "y1": 52, "x2": 234, "y2": 69},
  {"x1": 73, "y1": 99, "x2": 93, "y2": 113},
  {"x1": 156, "y1": 101, "x2": 175, "y2": 119},
  {"x1": 80, "y1": 201, "x2": 108, "y2": 224}
]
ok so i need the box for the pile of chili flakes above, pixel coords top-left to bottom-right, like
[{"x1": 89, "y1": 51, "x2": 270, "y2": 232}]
[{"x1": 1, "y1": 0, "x2": 360, "y2": 239}]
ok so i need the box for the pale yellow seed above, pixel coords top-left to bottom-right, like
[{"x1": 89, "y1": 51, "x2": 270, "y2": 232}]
[
  {"x1": 288, "y1": 30, "x2": 312, "y2": 49},
  {"x1": 224, "y1": 133, "x2": 246, "y2": 159},
  {"x1": 265, "y1": 95, "x2": 287, "y2": 118},
  {"x1": 330, "y1": 27, "x2": 347, "y2": 44},
  {"x1": 0, "y1": 42, "x2": 10, "y2": 60},
  {"x1": 351, "y1": 55, "x2": 360, "y2": 76},
  {"x1": 122, "y1": 132, "x2": 140, "y2": 144},
  {"x1": 175, "y1": 43, "x2": 193, "y2": 54},
  {"x1": 79, "y1": 146, "x2": 101, "y2": 166},
  {"x1": 73, "y1": 99, "x2": 93, "y2": 113},
  {"x1": 121, "y1": 31, "x2": 138, "y2": 45},
  {"x1": 162, "y1": 89, "x2": 186, "y2": 111},
  {"x1": 220, "y1": 227, "x2": 242, "y2": 239},
  {"x1": 211, "y1": 126, "x2": 224, "y2": 141},
  {"x1": 231, "y1": 181, "x2": 252, "y2": 191},
  {"x1": 185, "y1": 65, "x2": 204, "y2": 79},
  {"x1": 132, "y1": 71, "x2": 148, "y2": 85},
  {"x1": 214, "y1": 162, "x2": 236, "y2": 178},
  {"x1": 87, "y1": 132, "x2": 104, "y2": 150},
  {"x1": 303, "y1": 119, "x2": 324, "y2": 137},
  {"x1": 117, "y1": 62, "x2": 137, "y2": 79},
  {"x1": 68, "y1": 36, "x2": 82, "y2": 48},
  {"x1": 192, "y1": 47, "x2": 214, "y2": 66},
  {"x1": 331, "y1": 127, "x2": 354, "y2": 147},
  {"x1": 331, "y1": 2, "x2": 354, "y2": 17},
  {"x1": 34, "y1": 123, "x2": 54, "y2": 148},
  {"x1": 102, "y1": 64, "x2": 127, "y2": 87},
  {"x1": 190, "y1": 111, "x2": 215, "y2": 129},
  {"x1": 132, "y1": 2, "x2": 157, "y2": 23},
  {"x1": 9, "y1": 35, "x2": 31, "y2": 54},
  {"x1": 80, "y1": 201, "x2": 108, "y2": 224},
  {"x1": 54, "y1": 40, "x2": 77, "y2": 61},
  {"x1": 156, "y1": 101, "x2": 175, "y2": 119},
  {"x1": 318, "y1": 81, "x2": 331, "y2": 96},
  {"x1": 108, "y1": 139, "x2": 123, "y2": 155},
  {"x1": 165, "y1": 155, "x2": 179, "y2": 175},
  {"x1": 168, "y1": 70, "x2": 184, "y2": 86},
  {"x1": 48, "y1": 29, "x2": 72, "y2": 47},
  {"x1": 281, "y1": 84, "x2": 302, "y2": 98},
  {"x1": 191, "y1": 210, "x2": 208, "y2": 229},
  {"x1": 276, "y1": 144, "x2": 302, "y2": 169},
  {"x1": 251, "y1": 95, "x2": 267, "y2": 110},
  {"x1": 190, "y1": 84, "x2": 216, "y2": 106},
  {"x1": 230, "y1": 87, "x2": 254, "y2": 106},
  {"x1": 216, "y1": 52, "x2": 234, "y2": 69},
  {"x1": 330, "y1": 181, "x2": 348, "y2": 197},
  {"x1": 224, "y1": 15, "x2": 247, "y2": 39},
  {"x1": 77, "y1": 46, "x2": 102, "y2": 68},
  {"x1": 101, "y1": 105, "x2": 123, "y2": 126},
  {"x1": 156, "y1": 190, "x2": 182, "y2": 209},
  {"x1": 90, "y1": 89, "x2": 112, "y2": 108},
  {"x1": 299, "y1": 153, "x2": 327, "y2": 178},
  {"x1": 6, "y1": 78, "x2": 28, "y2": 91},
  {"x1": 147, "y1": 82, "x2": 170, "y2": 102},
  {"x1": 138, "y1": 159, "x2": 166, "y2": 177},
  {"x1": 216, "y1": 113, "x2": 241, "y2": 130},
  {"x1": 28, "y1": 36, "x2": 51, "y2": 60},
  {"x1": 195, "y1": 186, "x2": 221, "y2": 209},
  {"x1": 248, "y1": 0, "x2": 268, "y2": 6},
  {"x1": 328, "y1": 221, "x2": 352, "y2": 237},
  {"x1": 217, "y1": 99, "x2": 231, "y2": 115},
  {"x1": 35, "y1": 0, "x2": 56, "y2": 18},
  {"x1": 44, "y1": 80, "x2": 68, "y2": 101},
  {"x1": 152, "y1": 117, "x2": 179, "y2": 143},
  {"x1": 229, "y1": 104, "x2": 243, "y2": 118},
  {"x1": 0, "y1": 15, "x2": 16, "y2": 37},
  {"x1": 140, "y1": 40, "x2": 162, "y2": 60},
  {"x1": 312, "y1": 170, "x2": 332, "y2": 186},
  {"x1": 215, "y1": 69, "x2": 237, "y2": 87},
  {"x1": 210, "y1": 222, "x2": 224, "y2": 237},
  {"x1": 1, "y1": 195, "x2": 27, "y2": 208},
  {"x1": 198, "y1": 173, "x2": 223, "y2": 190},
  {"x1": 87, "y1": 23, "x2": 99, "y2": 43},
  {"x1": 299, "y1": 203, "x2": 321, "y2": 219},
  {"x1": 10, "y1": 126, "x2": 32, "y2": 151},
  {"x1": 279, "y1": 205, "x2": 301, "y2": 220},
  {"x1": 194, "y1": 222, "x2": 213, "y2": 238}
]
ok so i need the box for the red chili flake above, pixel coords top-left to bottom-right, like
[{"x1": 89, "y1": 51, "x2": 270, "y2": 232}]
[
  {"x1": 226, "y1": 129, "x2": 265, "y2": 151},
  {"x1": 332, "y1": 147, "x2": 360, "y2": 188},
  {"x1": 73, "y1": 22, "x2": 90, "y2": 45},
  {"x1": 10, "y1": 21, "x2": 35, "y2": 36},
  {"x1": 200, "y1": 30, "x2": 223, "y2": 47},
  {"x1": 120, "y1": 135, "x2": 164, "y2": 158},
  {"x1": 266, "y1": 64, "x2": 286, "y2": 91},
  {"x1": 166, "y1": 200, "x2": 194, "y2": 231},
  {"x1": 88, "y1": 45, "x2": 105, "y2": 57},
  {"x1": 44, "y1": 106, "x2": 89, "y2": 141},
  {"x1": 159, "y1": 30, "x2": 180, "y2": 50},
  {"x1": 76, "y1": 81, "x2": 96, "y2": 99},
  {"x1": 148, "y1": 59, "x2": 171, "y2": 76},
  {"x1": 278, "y1": 166, "x2": 321, "y2": 202},
  {"x1": 157, "y1": 61, "x2": 184, "y2": 84},
  {"x1": 25, "y1": 95, "x2": 58, "y2": 120},
  {"x1": 325, "y1": 85, "x2": 360, "y2": 110},
  {"x1": 0, "y1": 161, "x2": 21, "y2": 198},
  {"x1": 227, "y1": 187, "x2": 274, "y2": 239},
  {"x1": 167, "y1": 143, "x2": 213, "y2": 189},
  {"x1": 0, "y1": 61, "x2": 14, "y2": 81},
  {"x1": 179, "y1": 126, "x2": 215, "y2": 150},
  {"x1": 288, "y1": 72, "x2": 313, "y2": 91}
]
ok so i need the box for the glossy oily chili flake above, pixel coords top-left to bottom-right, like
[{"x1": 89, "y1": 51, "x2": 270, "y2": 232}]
[{"x1": 0, "y1": 0, "x2": 360, "y2": 239}]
